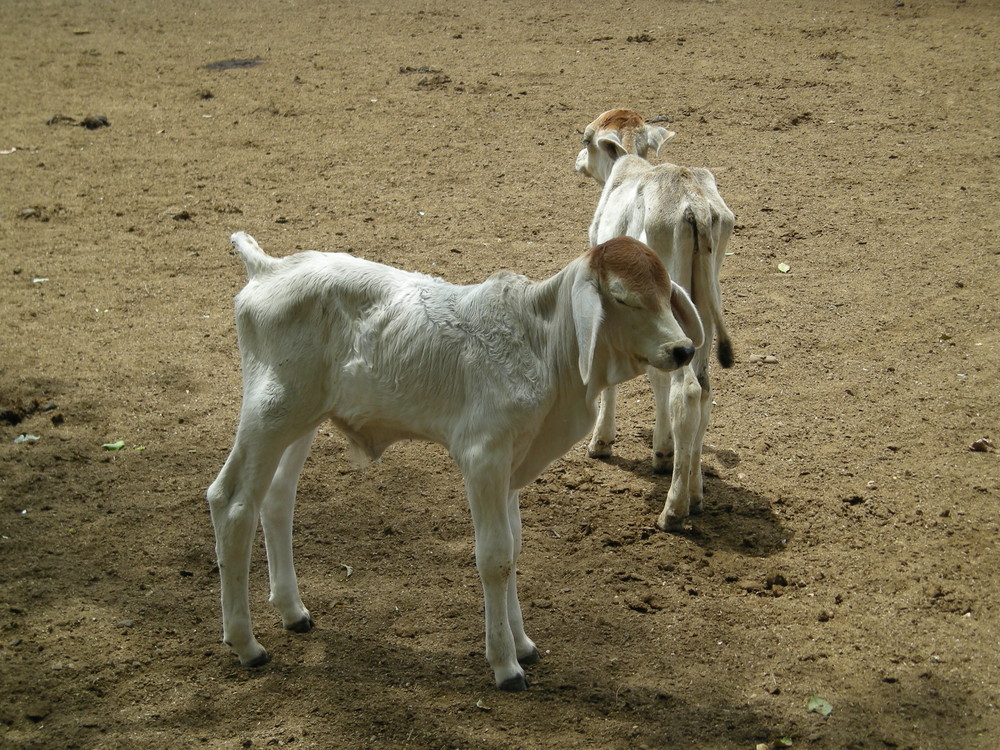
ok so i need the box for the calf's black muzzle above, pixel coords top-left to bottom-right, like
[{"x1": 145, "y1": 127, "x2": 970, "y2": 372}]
[{"x1": 672, "y1": 344, "x2": 696, "y2": 368}]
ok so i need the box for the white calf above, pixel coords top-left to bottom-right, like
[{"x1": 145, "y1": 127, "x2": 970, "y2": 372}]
[
  {"x1": 575, "y1": 109, "x2": 735, "y2": 531},
  {"x1": 208, "y1": 232, "x2": 703, "y2": 690}
]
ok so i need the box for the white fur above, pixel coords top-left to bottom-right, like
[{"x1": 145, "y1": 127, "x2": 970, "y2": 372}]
[
  {"x1": 575, "y1": 110, "x2": 735, "y2": 531},
  {"x1": 208, "y1": 232, "x2": 701, "y2": 690}
]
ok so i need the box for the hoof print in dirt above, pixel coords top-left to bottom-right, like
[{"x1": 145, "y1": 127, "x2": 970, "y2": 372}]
[
  {"x1": 400, "y1": 65, "x2": 452, "y2": 88},
  {"x1": 45, "y1": 114, "x2": 78, "y2": 126},
  {"x1": 201, "y1": 58, "x2": 265, "y2": 71}
]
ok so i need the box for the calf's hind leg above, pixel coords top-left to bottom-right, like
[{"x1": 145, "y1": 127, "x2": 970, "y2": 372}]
[
  {"x1": 687, "y1": 367, "x2": 713, "y2": 516},
  {"x1": 207, "y1": 420, "x2": 313, "y2": 666},
  {"x1": 651, "y1": 369, "x2": 675, "y2": 474},
  {"x1": 505, "y1": 490, "x2": 539, "y2": 666},
  {"x1": 261, "y1": 429, "x2": 318, "y2": 633}
]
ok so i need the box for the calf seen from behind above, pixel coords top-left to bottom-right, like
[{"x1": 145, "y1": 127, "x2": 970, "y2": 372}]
[
  {"x1": 575, "y1": 109, "x2": 735, "y2": 531},
  {"x1": 208, "y1": 232, "x2": 703, "y2": 690}
]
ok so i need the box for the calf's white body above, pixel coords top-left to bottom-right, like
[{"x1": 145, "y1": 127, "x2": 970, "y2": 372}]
[
  {"x1": 208, "y1": 232, "x2": 701, "y2": 689},
  {"x1": 575, "y1": 109, "x2": 735, "y2": 530}
]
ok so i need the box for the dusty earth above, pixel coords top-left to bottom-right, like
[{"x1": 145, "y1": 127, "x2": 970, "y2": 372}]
[{"x1": 2, "y1": 0, "x2": 998, "y2": 748}]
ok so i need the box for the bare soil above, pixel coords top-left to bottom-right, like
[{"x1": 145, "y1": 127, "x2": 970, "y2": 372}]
[{"x1": 2, "y1": 1, "x2": 998, "y2": 748}]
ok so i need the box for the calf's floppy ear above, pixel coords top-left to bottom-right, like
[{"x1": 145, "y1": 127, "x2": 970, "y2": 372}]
[
  {"x1": 647, "y1": 125, "x2": 676, "y2": 156},
  {"x1": 670, "y1": 282, "x2": 705, "y2": 349},
  {"x1": 596, "y1": 134, "x2": 629, "y2": 163},
  {"x1": 572, "y1": 275, "x2": 605, "y2": 385}
]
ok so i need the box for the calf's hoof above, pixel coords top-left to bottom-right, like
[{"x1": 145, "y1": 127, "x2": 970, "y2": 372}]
[
  {"x1": 518, "y1": 647, "x2": 541, "y2": 666},
  {"x1": 588, "y1": 439, "x2": 614, "y2": 459},
  {"x1": 240, "y1": 649, "x2": 270, "y2": 668},
  {"x1": 652, "y1": 451, "x2": 674, "y2": 474},
  {"x1": 656, "y1": 512, "x2": 686, "y2": 533},
  {"x1": 285, "y1": 615, "x2": 315, "y2": 634},
  {"x1": 498, "y1": 673, "x2": 528, "y2": 692}
]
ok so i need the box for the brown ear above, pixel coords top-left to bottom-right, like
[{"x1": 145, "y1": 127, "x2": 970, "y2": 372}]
[{"x1": 669, "y1": 282, "x2": 704, "y2": 349}]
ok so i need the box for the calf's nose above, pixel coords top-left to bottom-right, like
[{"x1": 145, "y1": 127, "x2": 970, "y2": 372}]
[{"x1": 672, "y1": 344, "x2": 696, "y2": 367}]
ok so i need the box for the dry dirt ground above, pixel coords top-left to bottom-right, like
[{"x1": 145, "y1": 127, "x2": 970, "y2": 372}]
[{"x1": 2, "y1": 0, "x2": 998, "y2": 748}]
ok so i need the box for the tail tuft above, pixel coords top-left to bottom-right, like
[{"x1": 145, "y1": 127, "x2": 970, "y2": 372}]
[
  {"x1": 687, "y1": 211, "x2": 733, "y2": 369},
  {"x1": 230, "y1": 232, "x2": 278, "y2": 279},
  {"x1": 717, "y1": 337, "x2": 734, "y2": 368}
]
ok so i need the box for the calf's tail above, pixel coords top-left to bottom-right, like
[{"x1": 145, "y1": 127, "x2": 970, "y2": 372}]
[
  {"x1": 686, "y1": 208, "x2": 734, "y2": 368},
  {"x1": 231, "y1": 232, "x2": 279, "y2": 279}
]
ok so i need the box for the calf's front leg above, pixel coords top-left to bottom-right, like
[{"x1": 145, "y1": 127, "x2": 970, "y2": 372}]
[
  {"x1": 656, "y1": 366, "x2": 703, "y2": 531},
  {"x1": 460, "y1": 446, "x2": 529, "y2": 690},
  {"x1": 588, "y1": 385, "x2": 618, "y2": 458}
]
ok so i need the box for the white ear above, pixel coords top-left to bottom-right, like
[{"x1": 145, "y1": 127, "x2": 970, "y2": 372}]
[
  {"x1": 596, "y1": 134, "x2": 628, "y2": 162},
  {"x1": 670, "y1": 282, "x2": 705, "y2": 349},
  {"x1": 572, "y1": 275, "x2": 604, "y2": 384},
  {"x1": 648, "y1": 126, "x2": 677, "y2": 156}
]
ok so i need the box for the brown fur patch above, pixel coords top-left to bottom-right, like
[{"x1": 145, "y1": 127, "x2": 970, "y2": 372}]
[
  {"x1": 593, "y1": 108, "x2": 646, "y2": 132},
  {"x1": 584, "y1": 109, "x2": 648, "y2": 155},
  {"x1": 588, "y1": 237, "x2": 669, "y2": 310}
]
